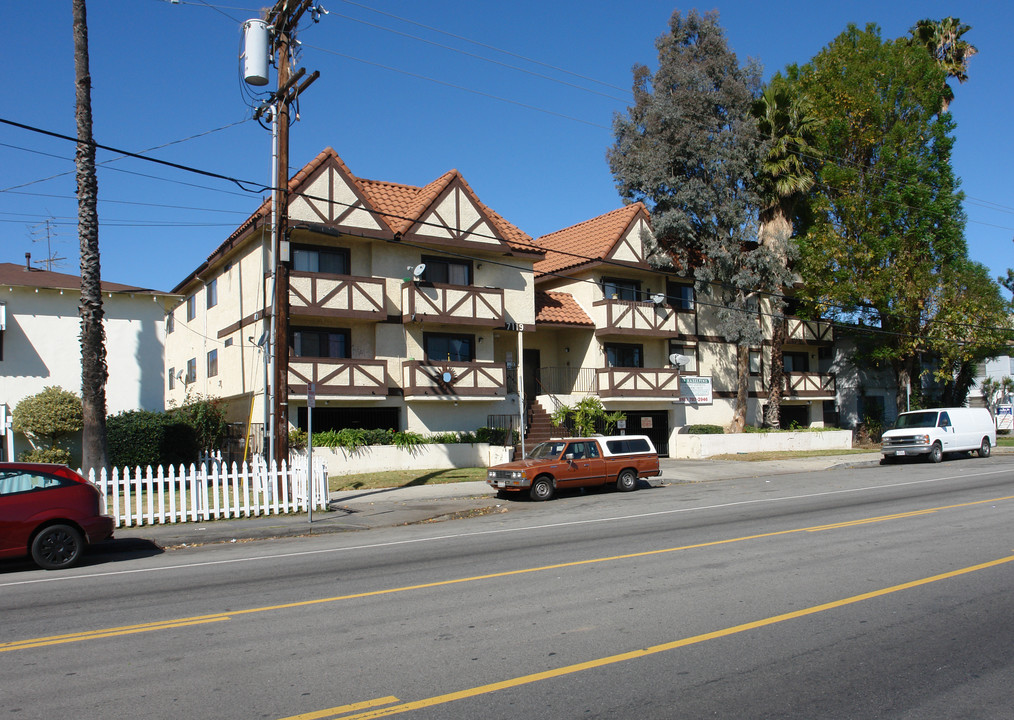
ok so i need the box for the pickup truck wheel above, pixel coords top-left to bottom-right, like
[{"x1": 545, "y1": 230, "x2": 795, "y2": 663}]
[
  {"x1": 928, "y1": 442, "x2": 943, "y2": 463},
  {"x1": 977, "y1": 438, "x2": 991, "y2": 458},
  {"x1": 616, "y1": 469, "x2": 638, "y2": 492},
  {"x1": 529, "y1": 477, "x2": 554, "y2": 501}
]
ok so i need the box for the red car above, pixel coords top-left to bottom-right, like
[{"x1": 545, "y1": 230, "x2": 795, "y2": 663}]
[{"x1": 0, "y1": 462, "x2": 114, "y2": 570}]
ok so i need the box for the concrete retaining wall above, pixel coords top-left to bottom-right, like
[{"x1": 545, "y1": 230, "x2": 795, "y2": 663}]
[
  {"x1": 292, "y1": 443, "x2": 512, "y2": 476},
  {"x1": 673, "y1": 430, "x2": 854, "y2": 459}
]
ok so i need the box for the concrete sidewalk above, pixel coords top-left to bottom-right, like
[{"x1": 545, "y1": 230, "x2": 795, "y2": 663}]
[{"x1": 110, "y1": 453, "x2": 883, "y2": 549}]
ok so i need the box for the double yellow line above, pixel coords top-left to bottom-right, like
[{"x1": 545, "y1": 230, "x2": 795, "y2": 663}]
[
  {"x1": 283, "y1": 552, "x2": 1014, "y2": 720},
  {"x1": 4, "y1": 493, "x2": 1012, "y2": 656}
]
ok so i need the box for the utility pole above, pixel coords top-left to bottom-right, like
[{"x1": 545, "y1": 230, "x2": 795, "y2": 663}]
[{"x1": 254, "y1": 1, "x2": 319, "y2": 468}]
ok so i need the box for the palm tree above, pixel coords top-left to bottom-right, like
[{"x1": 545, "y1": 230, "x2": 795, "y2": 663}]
[
  {"x1": 752, "y1": 82, "x2": 819, "y2": 428},
  {"x1": 73, "y1": 0, "x2": 109, "y2": 473},
  {"x1": 910, "y1": 17, "x2": 977, "y2": 113}
]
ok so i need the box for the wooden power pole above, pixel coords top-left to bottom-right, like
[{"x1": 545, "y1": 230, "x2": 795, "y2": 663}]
[{"x1": 259, "y1": 1, "x2": 318, "y2": 467}]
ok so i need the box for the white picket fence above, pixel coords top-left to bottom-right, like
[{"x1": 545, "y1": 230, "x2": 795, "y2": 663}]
[{"x1": 83, "y1": 459, "x2": 329, "y2": 528}]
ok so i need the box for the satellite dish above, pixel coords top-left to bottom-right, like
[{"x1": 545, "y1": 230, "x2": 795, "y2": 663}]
[
  {"x1": 412, "y1": 263, "x2": 426, "y2": 279},
  {"x1": 441, "y1": 371, "x2": 453, "y2": 383},
  {"x1": 651, "y1": 293, "x2": 665, "y2": 305},
  {"x1": 669, "y1": 353, "x2": 691, "y2": 367}
]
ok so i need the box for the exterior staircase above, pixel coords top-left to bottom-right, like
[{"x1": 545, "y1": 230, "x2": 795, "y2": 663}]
[{"x1": 520, "y1": 397, "x2": 569, "y2": 452}]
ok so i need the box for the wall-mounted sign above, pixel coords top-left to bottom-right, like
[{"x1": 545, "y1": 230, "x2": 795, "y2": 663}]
[{"x1": 675, "y1": 376, "x2": 713, "y2": 404}]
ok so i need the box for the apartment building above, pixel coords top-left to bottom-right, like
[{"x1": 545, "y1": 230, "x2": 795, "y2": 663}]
[
  {"x1": 165, "y1": 147, "x2": 843, "y2": 460},
  {"x1": 526, "y1": 205, "x2": 836, "y2": 454},
  {"x1": 165, "y1": 148, "x2": 542, "y2": 447}
]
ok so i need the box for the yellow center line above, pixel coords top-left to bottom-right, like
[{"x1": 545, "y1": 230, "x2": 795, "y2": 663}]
[
  {"x1": 278, "y1": 696, "x2": 400, "y2": 720},
  {"x1": 5, "y1": 493, "x2": 1013, "y2": 654},
  {"x1": 319, "y1": 554, "x2": 1014, "y2": 720}
]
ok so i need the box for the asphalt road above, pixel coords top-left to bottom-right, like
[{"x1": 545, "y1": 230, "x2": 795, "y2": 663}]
[{"x1": 3, "y1": 455, "x2": 1013, "y2": 720}]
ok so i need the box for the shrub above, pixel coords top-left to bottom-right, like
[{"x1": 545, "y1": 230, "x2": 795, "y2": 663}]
[
  {"x1": 107, "y1": 410, "x2": 199, "y2": 469},
  {"x1": 429, "y1": 432, "x2": 462, "y2": 444},
  {"x1": 13, "y1": 386, "x2": 84, "y2": 463},
  {"x1": 170, "y1": 395, "x2": 228, "y2": 454},
  {"x1": 289, "y1": 428, "x2": 308, "y2": 450},
  {"x1": 684, "y1": 424, "x2": 724, "y2": 434},
  {"x1": 21, "y1": 446, "x2": 73, "y2": 465},
  {"x1": 392, "y1": 430, "x2": 424, "y2": 449}
]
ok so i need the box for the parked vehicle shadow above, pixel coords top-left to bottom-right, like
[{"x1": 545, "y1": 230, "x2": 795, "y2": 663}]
[{"x1": 0, "y1": 538, "x2": 164, "y2": 574}]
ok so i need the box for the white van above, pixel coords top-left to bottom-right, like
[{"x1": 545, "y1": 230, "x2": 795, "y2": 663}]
[{"x1": 881, "y1": 407, "x2": 996, "y2": 463}]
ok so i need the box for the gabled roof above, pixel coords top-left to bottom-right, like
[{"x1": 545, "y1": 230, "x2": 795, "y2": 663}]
[
  {"x1": 0, "y1": 262, "x2": 169, "y2": 295},
  {"x1": 533, "y1": 203, "x2": 650, "y2": 279},
  {"x1": 175, "y1": 148, "x2": 540, "y2": 293},
  {"x1": 535, "y1": 290, "x2": 593, "y2": 327}
]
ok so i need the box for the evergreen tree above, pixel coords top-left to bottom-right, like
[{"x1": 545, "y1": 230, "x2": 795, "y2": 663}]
[
  {"x1": 608, "y1": 9, "x2": 790, "y2": 430},
  {"x1": 794, "y1": 24, "x2": 1009, "y2": 412}
]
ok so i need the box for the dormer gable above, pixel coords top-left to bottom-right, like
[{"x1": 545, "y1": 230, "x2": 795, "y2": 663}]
[{"x1": 287, "y1": 148, "x2": 391, "y2": 236}]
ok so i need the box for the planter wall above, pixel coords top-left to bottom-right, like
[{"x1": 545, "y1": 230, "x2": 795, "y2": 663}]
[
  {"x1": 673, "y1": 430, "x2": 853, "y2": 459},
  {"x1": 292, "y1": 443, "x2": 512, "y2": 476}
]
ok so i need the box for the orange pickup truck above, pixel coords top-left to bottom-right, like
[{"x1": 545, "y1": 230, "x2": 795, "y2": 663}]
[{"x1": 486, "y1": 435, "x2": 661, "y2": 500}]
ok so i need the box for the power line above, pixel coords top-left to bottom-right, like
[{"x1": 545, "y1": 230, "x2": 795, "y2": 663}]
[{"x1": 2, "y1": 115, "x2": 1008, "y2": 341}]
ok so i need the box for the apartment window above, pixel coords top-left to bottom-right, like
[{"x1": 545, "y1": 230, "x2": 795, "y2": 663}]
[
  {"x1": 207, "y1": 349, "x2": 218, "y2": 378},
  {"x1": 602, "y1": 277, "x2": 640, "y2": 301},
  {"x1": 421, "y1": 256, "x2": 471, "y2": 286},
  {"x1": 291, "y1": 327, "x2": 350, "y2": 358},
  {"x1": 783, "y1": 351, "x2": 810, "y2": 373},
  {"x1": 168, "y1": 367, "x2": 175, "y2": 391},
  {"x1": 185, "y1": 358, "x2": 197, "y2": 383},
  {"x1": 186, "y1": 295, "x2": 196, "y2": 322},
  {"x1": 749, "y1": 350, "x2": 762, "y2": 375},
  {"x1": 293, "y1": 246, "x2": 350, "y2": 275},
  {"x1": 166, "y1": 312, "x2": 174, "y2": 334},
  {"x1": 605, "y1": 343, "x2": 643, "y2": 368},
  {"x1": 206, "y1": 278, "x2": 218, "y2": 309},
  {"x1": 666, "y1": 281, "x2": 695, "y2": 311},
  {"x1": 669, "y1": 341, "x2": 697, "y2": 373},
  {"x1": 424, "y1": 332, "x2": 474, "y2": 362}
]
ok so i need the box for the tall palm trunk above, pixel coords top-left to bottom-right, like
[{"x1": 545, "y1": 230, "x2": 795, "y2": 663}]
[{"x1": 73, "y1": 0, "x2": 108, "y2": 473}]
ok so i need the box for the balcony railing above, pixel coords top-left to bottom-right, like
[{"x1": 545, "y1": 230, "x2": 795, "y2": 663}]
[
  {"x1": 535, "y1": 366, "x2": 598, "y2": 395},
  {"x1": 403, "y1": 360, "x2": 507, "y2": 398},
  {"x1": 402, "y1": 282, "x2": 504, "y2": 327},
  {"x1": 288, "y1": 357, "x2": 388, "y2": 397},
  {"x1": 289, "y1": 272, "x2": 386, "y2": 320},
  {"x1": 594, "y1": 299, "x2": 679, "y2": 337},
  {"x1": 783, "y1": 372, "x2": 836, "y2": 397},
  {"x1": 785, "y1": 318, "x2": 833, "y2": 344},
  {"x1": 596, "y1": 367, "x2": 682, "y2": 398}
]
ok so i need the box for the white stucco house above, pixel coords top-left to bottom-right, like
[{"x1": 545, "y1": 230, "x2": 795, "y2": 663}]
[{"x1": 0, "y1": 260, "x2": 177, "y2": 462}]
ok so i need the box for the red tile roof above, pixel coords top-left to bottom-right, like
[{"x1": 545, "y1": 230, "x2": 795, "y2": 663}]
[
  {"x1": 533, "y1": 203, "x2": 649, "y2": 278},
  {"x1": 535, "y1": 290, "x2": 593, "y2": 327},
  {"x1": 175, "y1": 148, "x2": 540, "y2": 292}
]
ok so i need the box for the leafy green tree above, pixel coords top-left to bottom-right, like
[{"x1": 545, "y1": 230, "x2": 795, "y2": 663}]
[
  {"x1": 909, "y1": 16, "x2": 977, "y2": 112},
  {"x1": 608, "y1": 9, "x2": 791, "y2": 430},
  {"x1": 793, "y1": 23, "x2": 1005, "y2": 413},
  {"x1": 12, "y1": 386, "x2": 84, "y2": 464}
]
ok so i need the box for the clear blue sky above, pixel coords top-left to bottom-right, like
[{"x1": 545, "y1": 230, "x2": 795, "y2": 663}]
[{"x1": 2, "y1": 0, "x2": 1011, "y2": 295}]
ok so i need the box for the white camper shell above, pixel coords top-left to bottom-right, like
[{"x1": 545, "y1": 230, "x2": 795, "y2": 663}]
[{"x1": 881, "y1": 407, "x2": 996, "y2": 463}]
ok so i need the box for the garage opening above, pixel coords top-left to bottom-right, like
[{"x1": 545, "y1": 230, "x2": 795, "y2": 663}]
[{"x1": 619, "y1": 410, "x2": 670, "y2": 458}]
